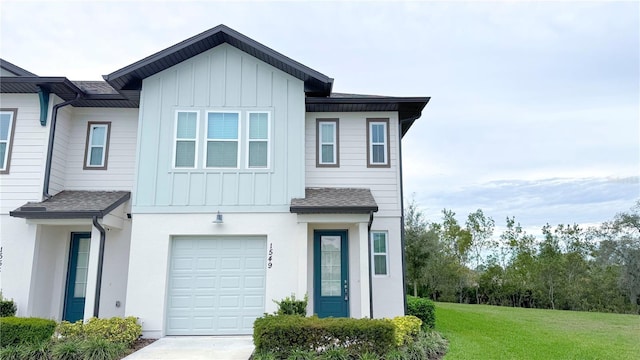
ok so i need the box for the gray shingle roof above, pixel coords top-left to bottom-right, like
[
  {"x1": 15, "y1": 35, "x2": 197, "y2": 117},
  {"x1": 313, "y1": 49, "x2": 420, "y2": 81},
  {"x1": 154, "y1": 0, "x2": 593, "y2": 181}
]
[
  {"x1": 10, "y1": 191, "x2": 130, "y2": 219},
  {"x1": 72, "y1": 81, "x2": 120, "y2": 95},
  {"x1": 290, "y1": 188, "x2": 378, "y2": 214}
]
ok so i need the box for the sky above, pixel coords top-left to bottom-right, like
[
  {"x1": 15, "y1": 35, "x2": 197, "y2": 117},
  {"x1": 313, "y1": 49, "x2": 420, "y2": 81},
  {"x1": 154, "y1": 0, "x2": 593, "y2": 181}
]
[{"x1": 1, "y1": 0, "x2": 638, "y2": 235}]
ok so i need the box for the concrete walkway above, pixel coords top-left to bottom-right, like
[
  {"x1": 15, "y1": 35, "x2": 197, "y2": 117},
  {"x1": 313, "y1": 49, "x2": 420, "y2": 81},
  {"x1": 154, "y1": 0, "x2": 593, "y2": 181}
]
[{"x1": 123, "y1": 336, "x2": 254, "y2": 360}]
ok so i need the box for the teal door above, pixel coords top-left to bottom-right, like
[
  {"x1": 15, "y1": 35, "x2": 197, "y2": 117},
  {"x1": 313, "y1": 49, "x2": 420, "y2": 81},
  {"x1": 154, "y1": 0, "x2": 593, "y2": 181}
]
[
  {"x1": 63, "y1": 233, "x2": 91, "y2": 322},
  {"x1": 314, "y1": 230, "x2": 349, "y2": 318}
]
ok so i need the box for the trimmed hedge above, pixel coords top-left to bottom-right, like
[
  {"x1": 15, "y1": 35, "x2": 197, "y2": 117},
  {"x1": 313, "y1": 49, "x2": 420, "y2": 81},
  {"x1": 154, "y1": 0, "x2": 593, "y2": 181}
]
[
  {"x1": 253, "y1": 315, "x2": 396, "y2": 358},
  {"x1": 407, "y1": 296, "x2": 436, "y2": 329},
  {"x1": 57, "y1": 316, "x2": 142, "y2": 346},
  {"x1": 0, "y1": 317, "x2": 56, "y2": 347}
]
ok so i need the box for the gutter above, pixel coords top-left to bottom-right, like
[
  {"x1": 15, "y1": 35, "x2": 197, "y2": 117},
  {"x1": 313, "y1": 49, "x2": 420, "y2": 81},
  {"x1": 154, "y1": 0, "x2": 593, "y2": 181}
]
[
  {"x1": 92, "y1": 216, "x2": 106, "y2": 318},
  {"x1": 42, "y1": 93, "x2": 81, "y2": 199}
]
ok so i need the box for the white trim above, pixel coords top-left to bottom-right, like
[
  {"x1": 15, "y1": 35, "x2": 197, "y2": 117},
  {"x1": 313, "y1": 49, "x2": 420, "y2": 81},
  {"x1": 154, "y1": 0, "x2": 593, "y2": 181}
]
[
  {"x1": 172, "y1": 110, "x2": 200, "y2": 169},
  {"x1": 371, "y1": 231, "x2": 389, "y2": 276},
  {"x1": 318, "y1": 120, "x2": 337, "y2": 165},
  {"x1": 0, "y1": 110, "x2": 15, "y2": 171},
  {"x1": 246, "y1": 111, "x2": 271, "y2": 169},
  {"x1": 85, "y1": 123, "x2": 109, "y2": 167},
  {"x1": 205, "y1": 110, "x2": 241, "y2": 169},
  {"x1": 368, "y1": 121, "x2": 388, "y2": 166}
]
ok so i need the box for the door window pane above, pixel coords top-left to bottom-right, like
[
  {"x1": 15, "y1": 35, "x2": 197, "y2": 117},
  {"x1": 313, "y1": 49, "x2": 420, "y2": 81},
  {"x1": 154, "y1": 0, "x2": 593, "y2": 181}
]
[
  {"x1": 74, "y1": 238, "x2": 90, "y2": 298},
  {"x1": 320, "y1": 236, "x2": 341, "y2": 296}
]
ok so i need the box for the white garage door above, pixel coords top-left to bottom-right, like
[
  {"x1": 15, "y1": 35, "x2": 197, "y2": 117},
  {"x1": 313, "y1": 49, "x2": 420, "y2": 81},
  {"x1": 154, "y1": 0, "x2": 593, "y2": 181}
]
[{"x1": 166, "y1": 236, "x2": 266, "y2": 335}]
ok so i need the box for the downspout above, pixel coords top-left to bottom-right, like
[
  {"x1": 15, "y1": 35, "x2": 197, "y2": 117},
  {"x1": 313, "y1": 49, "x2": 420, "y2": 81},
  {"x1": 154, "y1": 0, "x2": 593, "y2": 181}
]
[
  {"x1": 92, "y1": 216, "x2": 106, "y2": 318},
  {"x1": 367, "y1": 212, "x2": 374, "y2": 318},
  {"x1": 42, "y1": 93, "x2": 81, "y2": 199}
]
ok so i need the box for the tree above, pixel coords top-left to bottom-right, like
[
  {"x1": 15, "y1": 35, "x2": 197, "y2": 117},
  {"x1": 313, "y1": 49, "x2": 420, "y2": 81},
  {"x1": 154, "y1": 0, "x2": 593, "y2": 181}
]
[
  {"x1": 404, "y1": 199, "x2": 430, "y2": 297},
  {"x1": 466, "y1": 209, "x2": 495, "y2": 303},
  {"x1": 441, "y1": 209, "x2": 472, "y2": 303}
]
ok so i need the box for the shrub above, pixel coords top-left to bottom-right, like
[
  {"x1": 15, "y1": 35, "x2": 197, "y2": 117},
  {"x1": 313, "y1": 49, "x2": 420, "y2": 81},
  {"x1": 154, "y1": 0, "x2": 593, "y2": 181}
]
[
  {"x1": 51, "y1": 339, "x2": 83, "y2": 360},
  {"x1": 253, "y1": 315, "x2": 395, "y2": 358},
  {"x1": 0, "y1": 292, "x2": 17, "y2": 317},
  {"x1": 19, "y1": 341, "x2": 50, "y2": 360},
  {"x1": 81, "y1": 337, "x2": 126, "y2": 360},
  {"x1": 406, "y1": 296, "x2": 436, "y2": 328},
  {"x1": 287, "y1": 348, "x2": 316, "y2": 360},
  {"x1": 319, "y1": 346, "x2": 349, "y2": 360},
  {"x1": 414, "y1": 331, "x2": 448, "y2": 359},
  {"x1": 273, "y1": 294, "x2": 308, "y2": 316},
  {"x1": 252, "y1": 350, "x2": 277, "y2": 360},
  {"x1": 0, "y1": 317, "x2": 56, "y2": 347},
  {"x1": 0, "y1": 345, "x2": 26, "y2": 360},
  {"x1": 57, "y1": 316, "x2": 141, "y2": 346},
  {"x1": 390, "y1": 315, "x2": 422, "y2": 345}
]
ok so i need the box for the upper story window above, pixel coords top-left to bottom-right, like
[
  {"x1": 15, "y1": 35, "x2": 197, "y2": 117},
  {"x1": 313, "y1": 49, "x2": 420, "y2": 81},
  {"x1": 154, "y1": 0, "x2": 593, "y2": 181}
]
[
  {"x1": 247, "y1": 112, "x2": 270, "y2": 168},
  {"x1": 371, "y1": 231, "x2": 389, "y2": 276},
  {"x1": 0, "y1": 109, "x2": 17, "y2": 174},
  {"x1": 84, "y1": 122, "x2": 111, "y2": 170},
  {"x1": 206, "y1": 112, "x2": 239, "y2": 168},
  {"x1": 174, "y1": 111, "x2": 199, "y2": 168},
  {"x1": 367, "y1": 118, "x2": 390, "y2": 168},
  {"x1": 316, "y1": 119, "x2": 339, "y2": 167}
]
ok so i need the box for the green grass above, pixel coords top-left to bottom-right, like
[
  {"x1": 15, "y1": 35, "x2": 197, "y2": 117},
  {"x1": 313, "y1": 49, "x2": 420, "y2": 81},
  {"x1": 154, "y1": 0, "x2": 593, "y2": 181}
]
[{"x1": 435, "y1": 302, "x2": 640, "y2": 360}]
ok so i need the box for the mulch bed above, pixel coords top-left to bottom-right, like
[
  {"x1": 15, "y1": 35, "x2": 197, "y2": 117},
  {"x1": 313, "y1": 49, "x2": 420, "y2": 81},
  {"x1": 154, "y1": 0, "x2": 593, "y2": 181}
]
[{"x1": 120, "y1": 338, "x2": 157, "y2": 358}]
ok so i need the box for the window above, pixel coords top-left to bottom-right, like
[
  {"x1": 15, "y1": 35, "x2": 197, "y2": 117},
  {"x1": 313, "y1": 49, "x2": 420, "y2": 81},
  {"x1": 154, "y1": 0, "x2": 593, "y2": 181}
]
[
  {"x1": 367, "y1": 118, "x2": 390, "y2": 167},
  {"x1": 247, "y1": 112, "x2": 270, "y2": 168},
  {"x1": 174, "y1": 111, "x2": 198, "y2": 168},
  {"x1": 316, "y1": 119, "x2": 339, "y2": 167},
  {"x1": 0, "y1": 109, "x2": 17, "y2": 174},
  {"x1": 83, "y1": 122, "x2": 111, "y2": 170},
  {"x1": 371, "y1": 231, "x2": 388, "y2": 276},
  {"x1": 206, "y1": 112, "x2": 239, "y2": 168}
]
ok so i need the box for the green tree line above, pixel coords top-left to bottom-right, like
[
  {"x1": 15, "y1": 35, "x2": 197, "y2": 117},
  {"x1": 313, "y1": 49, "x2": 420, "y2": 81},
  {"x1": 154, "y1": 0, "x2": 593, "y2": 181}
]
[{"x1": 404, "y1": 200, "x2": 640, "y2": 314}]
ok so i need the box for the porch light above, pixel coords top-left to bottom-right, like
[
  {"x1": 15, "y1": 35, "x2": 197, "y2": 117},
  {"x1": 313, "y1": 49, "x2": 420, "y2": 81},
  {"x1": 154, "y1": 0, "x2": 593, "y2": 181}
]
[{"x1": 213, "y1": 211, "x2": 223, "y2": 224}]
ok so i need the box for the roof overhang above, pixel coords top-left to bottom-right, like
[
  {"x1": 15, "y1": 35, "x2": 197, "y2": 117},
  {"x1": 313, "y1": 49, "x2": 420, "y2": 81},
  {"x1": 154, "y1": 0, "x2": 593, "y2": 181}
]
[
  {"x1": 10, "y1": 191, "x2": 131, "y2": 219},
  {"x1": 306, "y1": 96, "x2": 430, "y2": 136},
  {"x1": 290, "y1": 188, "x2": 378, "y2": 214},
  {"x1": 103, "y1": 24, "x2": 334, "y2": 98}
]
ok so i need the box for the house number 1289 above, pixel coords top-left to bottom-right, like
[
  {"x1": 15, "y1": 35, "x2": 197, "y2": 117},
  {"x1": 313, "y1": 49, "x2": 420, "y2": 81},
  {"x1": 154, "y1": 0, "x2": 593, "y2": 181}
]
[{"x1": 267, "y1": 243, "x2": 273, "y2": 269}]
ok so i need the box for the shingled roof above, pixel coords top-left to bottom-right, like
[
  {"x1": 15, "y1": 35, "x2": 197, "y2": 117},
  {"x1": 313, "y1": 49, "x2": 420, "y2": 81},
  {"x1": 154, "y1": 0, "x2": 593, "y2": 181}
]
[
  {"x1": 290, "y1": 188, "x2": 378, "y2": 214},
  {"x1": 10, "y1": 191, "x2": 130, "y2": 219}
]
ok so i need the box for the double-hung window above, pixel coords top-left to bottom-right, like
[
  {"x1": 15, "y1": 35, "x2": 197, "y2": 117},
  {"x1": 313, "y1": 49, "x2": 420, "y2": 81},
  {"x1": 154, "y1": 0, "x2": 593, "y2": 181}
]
[
  {"x1": 371, "y1": 231, "x2": 389, "y2": 276},
  {"x1": 174, "y1": 111, "x2": 198, "y2": 168},
  {"x1": 0, "y1": 109, "x2": 17, "y2": 174},
  {"x1": 317, "y1": 119, "x2": 339, "y2": 167},
  {"x1": 367, "y1": 118, "x2": 390, "y2": 167},
  {"x1": 206, "y1": 112, "x2": 239, "y2": 168},
  {"x1": 84, "y1": 122, "x2": 111, "y2": 170},
  {"x1": 247, "y1": 112, "x2": 269, "y2": 168}
]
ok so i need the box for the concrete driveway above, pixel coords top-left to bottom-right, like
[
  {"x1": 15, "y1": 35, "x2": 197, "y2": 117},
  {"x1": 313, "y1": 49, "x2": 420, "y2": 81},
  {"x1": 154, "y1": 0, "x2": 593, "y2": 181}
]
[{"x1": 123, "y1": 336, "x2": 254, "y2": 360}]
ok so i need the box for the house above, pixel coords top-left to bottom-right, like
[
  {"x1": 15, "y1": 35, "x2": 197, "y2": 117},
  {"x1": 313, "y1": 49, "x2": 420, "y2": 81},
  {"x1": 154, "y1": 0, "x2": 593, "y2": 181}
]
[{"x1": 0, "y1": 25, "x2": 429, "y2": 338}]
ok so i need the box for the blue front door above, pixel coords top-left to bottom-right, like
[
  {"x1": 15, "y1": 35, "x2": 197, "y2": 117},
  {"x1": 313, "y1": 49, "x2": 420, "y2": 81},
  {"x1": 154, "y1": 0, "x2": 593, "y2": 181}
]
[
  {"x1": 314, "y1": 230, "x2": 349, "y2": 318},
  {"x1": 63, "y1": 233, "x2": 91, "y2": 322}
]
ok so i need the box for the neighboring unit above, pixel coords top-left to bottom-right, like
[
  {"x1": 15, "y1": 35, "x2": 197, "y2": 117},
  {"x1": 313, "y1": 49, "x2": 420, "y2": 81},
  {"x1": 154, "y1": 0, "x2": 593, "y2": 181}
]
[{"x1": 0, "y1": 25, "x2": 429, "y2": 338}]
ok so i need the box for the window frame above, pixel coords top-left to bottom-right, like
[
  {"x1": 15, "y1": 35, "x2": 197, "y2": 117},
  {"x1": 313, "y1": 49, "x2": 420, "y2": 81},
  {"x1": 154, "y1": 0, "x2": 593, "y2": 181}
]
[
  {"x1": 0, "y1": 108, "x2": 17, "y2": 174},
  {"x1": 246, "y1": 111, "x2": 271, "y2": 169},
  {"x1": 205, "y1": 110, "x2": 241, "y2": 169},
  {"x1": 371, "y1": 231, "x2": 389, "y2": 276},
  {"x1": 83, "y1": 121, "x2": 111, "y2": 170},
  {"x1": 316, "y1": 118, "x2": 339, "y2": 167},
  {"x1": 366, "y1": 118, "x2": 390, "y2": 168},
  {"x1": 172, "y1": 110, "x2": 200, "y2": 169}
]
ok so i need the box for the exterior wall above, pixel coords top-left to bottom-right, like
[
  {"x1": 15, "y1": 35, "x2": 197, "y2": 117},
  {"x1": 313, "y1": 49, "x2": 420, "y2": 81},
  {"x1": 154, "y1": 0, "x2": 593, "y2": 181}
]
[
  {"x1": 305, "y1": 112, "x2": 402, "y2": 218},
  {"x1": 0, "y1": 94, "x2": 50, "y2": 213},
  {"x1": 134, "y1": 44, "x2": 305, "y2": 213},
  {"x1": 369, "y1": 216, "x2": 404, "y2": 318},
  {"x1": 98, "y1": 218, "x2": 132, "y2": 318},
  {"x1": 125, "y1": 212, "x2": 307, "y2": 338},
  {"x1": 63, "y1": 108, "x2": 139, "y2": 191},
  {"x1": 49, "y1": 105, "x2": 72, "y2": 195}
]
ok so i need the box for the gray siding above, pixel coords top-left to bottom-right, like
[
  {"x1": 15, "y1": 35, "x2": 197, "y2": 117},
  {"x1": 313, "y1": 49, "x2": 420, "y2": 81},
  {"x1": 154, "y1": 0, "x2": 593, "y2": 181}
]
[{"x1": 134, "y1": 44, "x2": 305, "y2": 212}]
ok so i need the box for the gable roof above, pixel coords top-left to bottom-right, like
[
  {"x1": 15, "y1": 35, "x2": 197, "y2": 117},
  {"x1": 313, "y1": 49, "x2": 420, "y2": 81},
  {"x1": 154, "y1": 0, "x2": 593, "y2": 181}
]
[
  {"x1": 10, "y1": 191, "x2": 130, "y2": 219},
  {"x1": 0, "y1": 58, "x2": 37, "y2": 76},
  {"x1": 104, "y1": 24, "x2": 334, "y2": 97},
  {"x1": 290, "y1": 187, "x2": 378, "y2": 214}
]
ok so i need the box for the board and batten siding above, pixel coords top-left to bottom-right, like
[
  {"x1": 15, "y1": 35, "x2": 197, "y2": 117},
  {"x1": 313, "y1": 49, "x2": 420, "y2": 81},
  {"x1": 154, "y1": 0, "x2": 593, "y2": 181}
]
[
  {"x1": 62, "y1": 108, "x2": 138, "y2": 191},
  {"x1": 134, "y1": 43, "x2": 305, "y2": 213},
  {"x1": 0, "y1": 94, "x2": 50, "y2": 213},
  {"x1": 305, "y1": 112, "x2": 402, "y2": 218}
]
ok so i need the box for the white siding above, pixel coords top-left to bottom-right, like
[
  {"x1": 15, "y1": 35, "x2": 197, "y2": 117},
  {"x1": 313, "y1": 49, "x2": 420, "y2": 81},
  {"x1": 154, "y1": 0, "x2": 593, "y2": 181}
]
[
  {"x1": 49, "y1": 106, "x2": 72, "y2": 195},
  {"x1": 305, "y1": 112, "x2": 402, "y2": 218},
  {"x1": 64, "y1": 108, "x2": 139, "y2": 191},
  {"x1": 0, "y1": 94, "x2": 49, "y2": 214}
]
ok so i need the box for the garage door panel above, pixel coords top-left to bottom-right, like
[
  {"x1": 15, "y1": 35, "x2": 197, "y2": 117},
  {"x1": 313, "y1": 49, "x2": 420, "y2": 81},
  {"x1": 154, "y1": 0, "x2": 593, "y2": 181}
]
[{"x1": 167, "y1": 236, "x2": 266, "y2": 335}]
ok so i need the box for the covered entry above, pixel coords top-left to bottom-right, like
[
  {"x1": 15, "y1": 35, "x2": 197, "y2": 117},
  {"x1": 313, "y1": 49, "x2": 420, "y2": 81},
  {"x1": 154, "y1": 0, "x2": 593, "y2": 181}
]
[{"x1": 166, "y1": 236, "x2": 266, "y2": 335}]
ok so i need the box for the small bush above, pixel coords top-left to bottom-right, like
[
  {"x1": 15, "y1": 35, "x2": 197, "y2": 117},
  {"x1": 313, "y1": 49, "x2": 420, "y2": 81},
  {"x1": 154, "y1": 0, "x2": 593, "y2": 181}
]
[
  {"x1": 252, "y1": 350, "x2": 277, "y2": 360},
  {"x1": 273, "y1": 294, "x2": 308, "y2": 316},
  {"x1": 0, "y1": 317, "x2": 56, "y2": 347},
  {"x1": 319, "y1": 346, "x2": 349, "y2": 360},
  {"x1": 406, "y1": 296, "x2": 436, "y2": 328},
  {"x1": 287, "y1": 348, "x2": 316, "y2": 360},
  {"x1": 57, "y1": 316, "x2": 141, "y2": 346},
  {"x1": 0, "y1": 294, "x2": 17, "y2": 317},
  {"x1": 414, "y1": 331, "x2": 448, "y2": 358},
  {"x1": 51, "y1": 339, "x2": 83, "y2": 360},
  {"x1": 254, "y1": 315, "x2": 395, "y2": 358},
  {"x1": 81, "y1": 337, "x2": 126, "y2": 360},
  {"x1": 0, "y1": 345, "x2": 26, "y2": 360},
  {"x1": 19, "y1": 341, "x2": 50, "y2": 360},
  {"x1": 390, "y1": 315, "x2": 422, "y2": 346}
]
